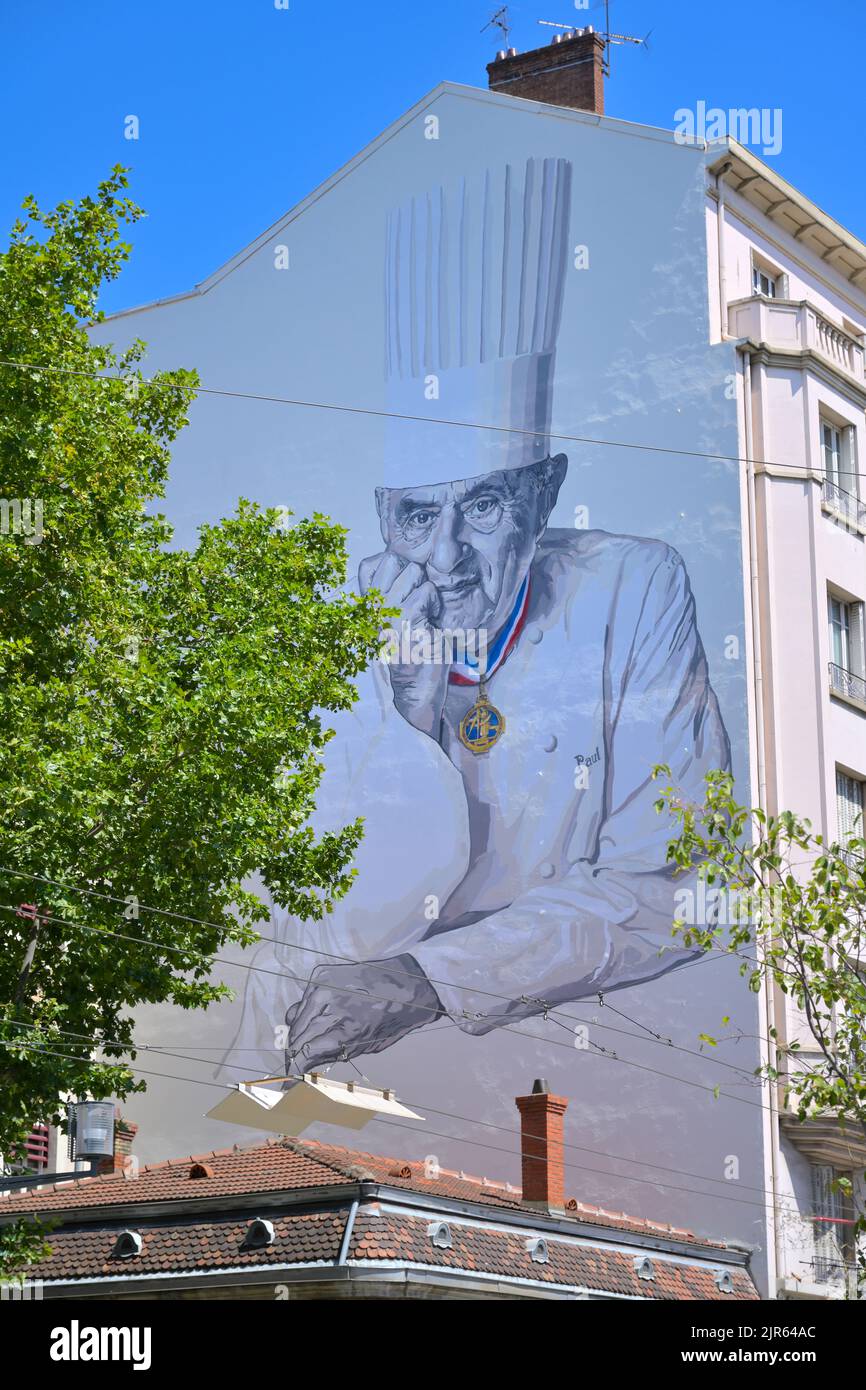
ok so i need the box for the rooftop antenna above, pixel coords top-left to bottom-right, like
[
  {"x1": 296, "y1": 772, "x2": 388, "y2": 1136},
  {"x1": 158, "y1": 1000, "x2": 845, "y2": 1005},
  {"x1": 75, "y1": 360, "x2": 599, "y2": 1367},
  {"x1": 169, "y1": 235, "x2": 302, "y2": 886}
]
[
  {"x1": 537, "y1": 2, "x2": 651, "y2": 77},
  {"x1": 482, "y1": 5, "x2": 512, "y2": 47}
]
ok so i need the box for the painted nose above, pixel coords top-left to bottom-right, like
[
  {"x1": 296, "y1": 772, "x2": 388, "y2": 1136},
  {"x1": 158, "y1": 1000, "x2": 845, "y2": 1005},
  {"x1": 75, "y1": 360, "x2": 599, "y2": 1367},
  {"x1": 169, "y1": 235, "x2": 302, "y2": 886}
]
[{"x1": 429, "y1": 505, "x2": 468, "y2": 575}]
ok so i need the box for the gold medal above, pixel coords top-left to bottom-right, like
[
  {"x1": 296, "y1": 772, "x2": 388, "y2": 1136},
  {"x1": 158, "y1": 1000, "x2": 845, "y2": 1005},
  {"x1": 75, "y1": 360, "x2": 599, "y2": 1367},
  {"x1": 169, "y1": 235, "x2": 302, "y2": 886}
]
[{"x1": 458, "y1": 679, "x2": 505, "y2": 754}]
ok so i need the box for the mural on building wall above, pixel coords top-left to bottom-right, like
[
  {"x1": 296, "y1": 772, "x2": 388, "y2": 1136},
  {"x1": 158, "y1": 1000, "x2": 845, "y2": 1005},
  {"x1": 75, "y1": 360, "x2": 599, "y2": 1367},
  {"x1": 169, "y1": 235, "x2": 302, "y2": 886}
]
[{"x1": 227, "y1": 157, "x2": 732, "y2": 1078}]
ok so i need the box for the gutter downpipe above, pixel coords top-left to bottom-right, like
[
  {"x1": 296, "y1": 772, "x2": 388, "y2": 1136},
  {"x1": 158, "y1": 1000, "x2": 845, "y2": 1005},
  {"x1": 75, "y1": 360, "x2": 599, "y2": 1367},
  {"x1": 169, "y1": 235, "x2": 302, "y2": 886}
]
[
  {"x1": 743, "y1": 356, "x2": 768, "y2": 814},
  {"x1": 742, "y1": 350, "x2": 781, "y2": 1291},
  {"x1": 720, "y1": 147, "x2": 779, "y2": 1283},
  {"x1": 337, "y1": 1198, "x2": 360, "y2": 1266},
  {"x1": 716, "y1": 161, "x2": 731, "y2": 338}
]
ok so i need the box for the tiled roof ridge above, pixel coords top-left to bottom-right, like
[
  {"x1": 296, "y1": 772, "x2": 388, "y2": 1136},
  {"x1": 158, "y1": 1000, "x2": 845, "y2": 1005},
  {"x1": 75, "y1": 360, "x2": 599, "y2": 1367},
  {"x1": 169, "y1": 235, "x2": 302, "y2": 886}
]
[
  {"x1": 0, "y1": 1134, "x2": 725, "y2": 1250},
  {"x1": 0, "y1": 1137, "x2": 289, "y2": 1206},
  {"x1": 274, "y1": 1135, "x2": 364, "y2": 1182},
  {"x1": 293, "y1": 1140, "x2": 719, "y2": 1244},
  {"x1": 0, "y1": 1169, "x2": 123, "y2": 1201},
  {"x1": 564, "y1": 1198, "x2": 705, "y2": 1244}
]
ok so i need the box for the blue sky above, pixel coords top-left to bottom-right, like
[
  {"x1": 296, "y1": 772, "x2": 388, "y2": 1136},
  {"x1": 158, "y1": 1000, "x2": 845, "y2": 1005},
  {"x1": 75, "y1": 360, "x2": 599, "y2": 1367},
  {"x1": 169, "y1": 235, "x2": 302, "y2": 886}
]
[{"x1": 1, "y1": 0, "x2": 862, "y2": 314}]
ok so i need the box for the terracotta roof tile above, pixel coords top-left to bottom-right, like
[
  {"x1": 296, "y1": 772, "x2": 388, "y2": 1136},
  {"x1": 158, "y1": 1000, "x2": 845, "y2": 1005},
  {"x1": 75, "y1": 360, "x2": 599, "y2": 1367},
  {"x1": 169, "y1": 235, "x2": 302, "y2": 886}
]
[
  {"x1": 0, "y1": 1138, "x2": 354, "y2": 1215},
  {"x1": 1, "y1": 1134, "x2": 758, "y2": 1298},
  {"x1": 20, "y1": 1203, "x2": 757, "y2": 1300},
  {"x1": 0, "y1": 1135, "x2": 730, "y2": 1252},
  {"x1": 349, "y1": 1210, "x2": 756, "y2": 1300},
  {"x1": 28, "y1": 1208, "x2": 347, "y2": 1282}
]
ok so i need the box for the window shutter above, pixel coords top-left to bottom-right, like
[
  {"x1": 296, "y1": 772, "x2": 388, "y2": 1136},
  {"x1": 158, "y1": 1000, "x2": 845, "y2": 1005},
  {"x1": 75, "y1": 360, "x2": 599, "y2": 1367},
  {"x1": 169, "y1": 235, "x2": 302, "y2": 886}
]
[
  {"x1": 23, "y1": 1123, "x2": 50, "y2": 1172},
  {"x1": 850, "y1": 603, "x2": 866, "y2": 680},
  {"x1": 841, "y1": 426, "x2": 858, "y2": 496}
]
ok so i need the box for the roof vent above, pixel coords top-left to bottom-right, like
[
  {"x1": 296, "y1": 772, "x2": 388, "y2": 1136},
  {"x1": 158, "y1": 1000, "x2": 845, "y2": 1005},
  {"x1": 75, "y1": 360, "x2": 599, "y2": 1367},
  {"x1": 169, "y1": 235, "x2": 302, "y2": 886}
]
[
  {"x1": 714, "y1": 1269, "x2": 734, "y2": 1294},
  {"x1": 635, "y1": 1256, "x2": 655, "y2": 1281},
  {"x1": 427, "y1": 1221, "x2": 452, "y2": 1249},
  {"x1": 526, "y1": 1237, "x2": 549, "y2": 1264},
  {"x1": 189, "y1": 1161, "x2": 214, "y2": 1179},
  {"x1": 243, "y1": 1217, "x2": 276, "y2": 1249},
  {"x1": 112, "y1": 1230, "x2": 143, "y2": 1259},
  {"x1": 389, "y1": 1164, "x2": 412, "y2": 1179}
]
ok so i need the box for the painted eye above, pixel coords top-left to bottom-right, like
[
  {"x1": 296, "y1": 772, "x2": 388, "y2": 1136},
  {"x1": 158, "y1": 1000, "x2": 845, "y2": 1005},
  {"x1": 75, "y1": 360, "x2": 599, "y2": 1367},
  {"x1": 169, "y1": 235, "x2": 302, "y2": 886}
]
[
  {"x1": 466, "y1": 496, "x2": 501, "y2": 523},
  {"x1": 408, "y1": 510, "x2": 433, "y2": 527}
]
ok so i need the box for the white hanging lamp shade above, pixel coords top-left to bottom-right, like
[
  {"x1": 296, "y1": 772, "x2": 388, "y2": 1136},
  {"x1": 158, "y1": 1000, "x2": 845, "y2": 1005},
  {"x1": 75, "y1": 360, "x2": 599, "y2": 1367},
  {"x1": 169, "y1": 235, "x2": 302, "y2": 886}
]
[{"x1": 206, "y1": 1073, "x2": 424, "y2": 1136}]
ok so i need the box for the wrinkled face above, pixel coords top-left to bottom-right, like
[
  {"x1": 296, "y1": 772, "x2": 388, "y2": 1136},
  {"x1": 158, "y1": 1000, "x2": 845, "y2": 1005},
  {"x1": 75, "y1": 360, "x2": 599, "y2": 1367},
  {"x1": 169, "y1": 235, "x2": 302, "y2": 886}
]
[{"x1": 376, "y1": 456, "x2": 566, "y2": 633}]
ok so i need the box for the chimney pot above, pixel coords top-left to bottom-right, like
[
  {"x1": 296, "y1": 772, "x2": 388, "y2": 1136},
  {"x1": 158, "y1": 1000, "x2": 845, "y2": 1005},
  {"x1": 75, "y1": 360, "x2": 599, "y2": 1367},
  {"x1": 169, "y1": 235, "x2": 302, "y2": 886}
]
[{"x1": 95, "y1": 1108, "x2": 138, "y2": 1177}]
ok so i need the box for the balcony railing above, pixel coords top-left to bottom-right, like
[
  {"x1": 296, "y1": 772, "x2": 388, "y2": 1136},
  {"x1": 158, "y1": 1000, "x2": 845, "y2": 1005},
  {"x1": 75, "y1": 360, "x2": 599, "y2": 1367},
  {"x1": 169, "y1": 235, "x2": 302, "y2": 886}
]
[
  {"x1": 829, "y1": 661, "x2": 866, "y2": 705},
  {"x1": 728, "y1": 296, "x2": 866, "y2": 383},
  {"x1": 822, "y1": 476, "x2": 866, "y2": 529},
  {"x1": 815, "y1": 313, "x2": 861, "y2": 376}
]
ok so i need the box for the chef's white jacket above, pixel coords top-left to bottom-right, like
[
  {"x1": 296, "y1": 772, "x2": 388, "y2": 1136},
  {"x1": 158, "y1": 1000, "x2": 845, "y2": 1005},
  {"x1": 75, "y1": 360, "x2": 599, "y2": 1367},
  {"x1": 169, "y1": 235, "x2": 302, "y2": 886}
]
[{"x1": 259, "y1": 528, "x2": 731, "y2": 1036}]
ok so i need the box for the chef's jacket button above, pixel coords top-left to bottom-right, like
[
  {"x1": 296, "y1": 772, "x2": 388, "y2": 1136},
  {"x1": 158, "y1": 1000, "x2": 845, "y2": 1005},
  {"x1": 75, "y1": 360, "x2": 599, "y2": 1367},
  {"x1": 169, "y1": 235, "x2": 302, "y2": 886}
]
[
  {"x1": 542, "y1": 734, "x2": 558, "y2": 753},
  {"x1": 527, "y1": 626, "x2": 543, "y2": 645},
  {"x1": 539, "y1": 862, "x2": 556, "y2": 879}
]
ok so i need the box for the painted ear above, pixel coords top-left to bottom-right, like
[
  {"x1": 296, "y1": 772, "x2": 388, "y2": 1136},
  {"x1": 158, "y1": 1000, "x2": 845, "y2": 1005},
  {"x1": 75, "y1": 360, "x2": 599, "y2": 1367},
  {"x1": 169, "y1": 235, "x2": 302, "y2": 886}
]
[
  {"x1": 374, "y1": 486, "x2": 389, "y2": 543},
  {"x1": 537, "y1": 454, "x2": 568, "y2": 535}
]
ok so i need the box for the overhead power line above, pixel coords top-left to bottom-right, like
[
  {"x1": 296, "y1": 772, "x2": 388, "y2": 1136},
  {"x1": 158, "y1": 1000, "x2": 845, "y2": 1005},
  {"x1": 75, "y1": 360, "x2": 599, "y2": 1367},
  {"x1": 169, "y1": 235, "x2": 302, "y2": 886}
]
[
  {"x1": 1, "y1": 1026, "x2": 809, "y2": 1221},
  {"x1": 0, "y1": 900, "x2": 771, "y2": 1115},
  {"x1": 0, "y1": 866, "x2": 763, "y2": 1088},
  {"x1": 0, "y1": 1016, "x2": 768, "y2": 1199},
  {"x1": 0, "y1": 356, "x2": 845, "y2": 482}
]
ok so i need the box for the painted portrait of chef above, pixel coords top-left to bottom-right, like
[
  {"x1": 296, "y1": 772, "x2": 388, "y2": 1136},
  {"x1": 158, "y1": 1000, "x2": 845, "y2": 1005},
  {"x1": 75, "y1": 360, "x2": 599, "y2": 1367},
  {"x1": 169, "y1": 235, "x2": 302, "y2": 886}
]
[{"x1": 227, "y1": 157, "x2": 731, "y2": 1079}]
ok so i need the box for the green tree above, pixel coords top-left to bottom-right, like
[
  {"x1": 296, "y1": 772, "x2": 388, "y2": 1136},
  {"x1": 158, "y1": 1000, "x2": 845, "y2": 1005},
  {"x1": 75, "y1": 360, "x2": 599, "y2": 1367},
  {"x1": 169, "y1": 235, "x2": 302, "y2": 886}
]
[
  {"x1": 0, "y1": 169, "x2": 386, "y2": 1275},
  {"x1": 654, "y1": 765, "x2": 866, "y2": 1290}
]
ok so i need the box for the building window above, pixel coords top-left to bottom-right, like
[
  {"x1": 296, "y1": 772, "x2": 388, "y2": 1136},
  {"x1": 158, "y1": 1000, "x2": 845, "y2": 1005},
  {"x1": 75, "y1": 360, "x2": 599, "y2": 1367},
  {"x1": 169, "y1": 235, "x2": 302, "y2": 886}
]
[
  {"x1": 752, "y1": 263, "x2": 778, "y2": 298},
  {"x1": 823, "y1": 420, "x2": 842, "y2": 484},
  {"x1": 828, "y1": 594, "x2": 866, "y2": 703},
  {"x1": 829, "y1": 595, "x2": 851, "y2": 670},
  {"x1": 836, "y1": 770, "x2": 865, "y2": 856},
  {"x1": 822, "y1": 418, "x2": 859, "y2": 501},
  {"x1": 3, "y1": 1122, "x2": 50, "y2": 1176},
  {"x1": 811, "y1": 1165, "x2": 850, "y2": 1284}
]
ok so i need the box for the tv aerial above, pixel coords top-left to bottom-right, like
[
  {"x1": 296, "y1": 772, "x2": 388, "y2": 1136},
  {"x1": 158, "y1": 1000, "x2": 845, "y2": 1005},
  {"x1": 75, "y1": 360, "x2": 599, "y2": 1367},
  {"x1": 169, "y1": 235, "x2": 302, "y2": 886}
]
[
  {"x1": 482, "y1": 6, "x2": 512, "y2": 47},
  {"x1": 537, "y1": 1, "x2": 651, "y2": 77}
]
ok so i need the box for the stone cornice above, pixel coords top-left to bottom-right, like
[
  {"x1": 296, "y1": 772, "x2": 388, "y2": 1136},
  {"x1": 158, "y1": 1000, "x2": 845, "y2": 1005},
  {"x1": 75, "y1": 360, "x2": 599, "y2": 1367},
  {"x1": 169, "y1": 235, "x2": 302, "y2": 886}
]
[{"x1": 735, "y1": 337, "x2": 866, "y2": 410}]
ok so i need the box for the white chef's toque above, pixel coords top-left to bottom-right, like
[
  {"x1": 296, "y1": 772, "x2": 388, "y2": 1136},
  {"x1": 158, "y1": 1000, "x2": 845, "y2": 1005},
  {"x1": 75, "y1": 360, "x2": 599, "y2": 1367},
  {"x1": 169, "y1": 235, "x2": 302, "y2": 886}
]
[{"x1": 383, "y1": 157, "x2": 573, "y2": 487}]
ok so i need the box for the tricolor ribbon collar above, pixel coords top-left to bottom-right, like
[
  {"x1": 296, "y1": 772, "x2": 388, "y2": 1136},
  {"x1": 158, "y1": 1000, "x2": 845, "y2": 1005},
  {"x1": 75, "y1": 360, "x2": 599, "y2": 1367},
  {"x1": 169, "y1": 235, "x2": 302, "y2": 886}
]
[{"x1": 449, "y1": 575, "x2": 531, "y2": 687}]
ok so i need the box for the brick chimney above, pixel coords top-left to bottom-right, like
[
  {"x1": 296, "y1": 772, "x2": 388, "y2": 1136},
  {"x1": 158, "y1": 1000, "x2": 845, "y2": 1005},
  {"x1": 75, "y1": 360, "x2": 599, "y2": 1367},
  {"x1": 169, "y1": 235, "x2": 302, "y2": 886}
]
[
  {"x1": 515, "y1": 1079, "x2": 568, "y2": 1212},
  {"x1": 487, "y1": 28, "x2": 605, "y2": 115},
  {"x1": 95, "y1": 1109, "x2": 138, "y2": 1176}
]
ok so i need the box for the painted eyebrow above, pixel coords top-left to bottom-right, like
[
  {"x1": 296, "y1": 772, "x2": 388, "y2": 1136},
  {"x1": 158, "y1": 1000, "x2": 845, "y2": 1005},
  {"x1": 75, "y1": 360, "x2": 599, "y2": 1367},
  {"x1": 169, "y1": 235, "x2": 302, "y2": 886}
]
[
  {"x1": 396, "y1": 478, "x2": 508, "y2": 516},
  {"x1": 460, "y1": 477, "x2": 508, "y2": 502},
  {"x1": 396, "y1": 495, "x2": 440, "y2": 516}
]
